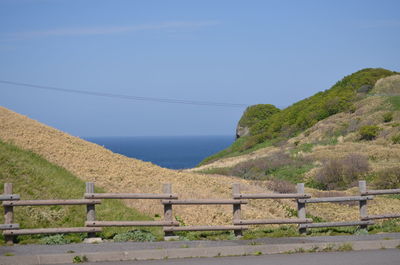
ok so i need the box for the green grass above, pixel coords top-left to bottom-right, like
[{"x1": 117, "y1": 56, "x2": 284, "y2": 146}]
[
  {"x1": 269, "y1": 164, "x2": 314, "y2": 183},
  {"x1": 199, "y1": 137, "x2": 273, "y2": 166},
  {"x1": 0, "y1": 140, "x2": 162, "y2": 244},
  {"x1": 200, "y1": 68, "x2": 398, "y2": 164},
  {"x1": 388, "y1": 96, "x2": 400, "y2": 110}
]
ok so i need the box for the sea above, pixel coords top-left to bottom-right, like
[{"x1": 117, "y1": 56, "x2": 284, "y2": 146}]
[{"x1": 84, "y1": 135, "x2": 234, "y2": 169}]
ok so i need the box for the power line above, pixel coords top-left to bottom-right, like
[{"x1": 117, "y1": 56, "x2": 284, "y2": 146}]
[{"x1": 0, "y1": 79, "x2": 248, "y2": 108}]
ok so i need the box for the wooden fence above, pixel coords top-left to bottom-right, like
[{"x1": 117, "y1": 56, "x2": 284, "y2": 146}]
[{"x1": 1, "y1": 180, "x2": 399, "y2": 244}]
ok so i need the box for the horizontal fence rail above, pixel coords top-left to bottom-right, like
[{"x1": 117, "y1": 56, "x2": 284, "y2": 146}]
[
  {"x1": 2, "y1": 199, "x2": 101, "y2": 206},
  {"x1": 3, "y1": 227, "x2": 102, "y2": 236},
  {"x1": 85, "y1": 221, "x2": 179, "y2": 227},
  {"x1": 1, "y1": 180, "x2": 399, "y2": 244},
  {"x1": 298, "y1": 196, "x2": 374, "y2": 204},
  {"x1": 161, "y1": 199, "x2": 248, "y2": 205},
  {"x1": 233, "y1": 193, "x2": 311, "y2": 199},
  {"x1": 0, "y1": 194, "x2": 20, "y2": 201},
  {"x1": 361, "y1": 189, "x2": 400, "y2": 196},
  {"x1": 299, "y1": 221, "x2": 374, "y2": 229},
  {"x1": 163, "y1": 225, "x2": 249, "y2": 232},
  {"x1": 234, "y1": 218, "x2": 312, "y2": 225},
  {"x1": 85, "y1": 193, "x2": 178, "y2": 199}
]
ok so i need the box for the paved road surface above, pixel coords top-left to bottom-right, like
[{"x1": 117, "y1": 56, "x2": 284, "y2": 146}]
[{"x1": 64, "y1": 249, "x2": 400, "y2": 265}]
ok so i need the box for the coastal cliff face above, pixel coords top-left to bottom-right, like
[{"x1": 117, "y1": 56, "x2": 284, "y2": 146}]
[
  {"x1": 198, "y1": 69, "x2": 400, "y2": 193},
  {"x1": 235, "y1": 104, "x2": 280, "y2": 139}
]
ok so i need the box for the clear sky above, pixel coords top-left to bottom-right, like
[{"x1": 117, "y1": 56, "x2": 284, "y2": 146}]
[{"x1": 1, "y1": 0, "x2": 399, "y2": 137}]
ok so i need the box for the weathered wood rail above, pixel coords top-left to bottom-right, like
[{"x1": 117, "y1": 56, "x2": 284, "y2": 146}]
[
  {"x1": 83, "y1": 183, "x2": 180, "y2": 233},
  {"x1": 298, "y1": 181, "x2": 377, "y2": 233},
  {"x1": 1, "y1": 180, "x2": 399, "y2": 244},
  {"x1": 232, "y1": 183, "x2": 313, "y2": 236},
  {"x1": 1, "y1": 183, "x2": 103, "y2": 244},
  {"x1": 359, "y1": 180, "x2": 400, "y2": 221}
]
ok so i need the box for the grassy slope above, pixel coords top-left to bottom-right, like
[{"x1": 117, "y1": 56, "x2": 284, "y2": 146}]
[
  {"x1": 0, "y1": 140, "x2": 162, "y2": 243},
  {"x1": 200, "y1": 68, "x2": 398, "y2": 165}
]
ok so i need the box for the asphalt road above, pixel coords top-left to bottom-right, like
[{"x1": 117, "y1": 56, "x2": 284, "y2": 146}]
[{"x1": 64, "y1": 249, "x2": 400, "y2": 265}]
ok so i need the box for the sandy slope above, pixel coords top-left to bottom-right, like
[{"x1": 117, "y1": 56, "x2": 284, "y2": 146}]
[{"x1": 0, "y1": 106, "x2": 290, "y2": 225}]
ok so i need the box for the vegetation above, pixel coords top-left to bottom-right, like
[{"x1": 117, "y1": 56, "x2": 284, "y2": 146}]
[
  {"x1": 200, "y1": 150, "x2": 313, "y2": 185},
  {"x1": 358, "y1": 125, "x2": 381, "y2": 140},
  {"x1": 40, "y1": 234, "x2": 71, "y2": 245},
  {"x1": 237, "y1": 104, "x2": 280, "y2": 133},
  {"x1": 201, "y1": 68, "x2": 397, "y2": 165},
  {"x1": 315, "y1": 154, "x2": 370, "y2": 190},
  {"x1": 388, "y1": 96, "x2": 400, "y2": 110},
  {"x1": 113, "y1": 229, "x2": 156, "y2": 242},
  {"x1": 372, "y1": 167, "x2": 400, "y2": 189},
  {"x1": 0, "y1": 140, "x2": 161, "y2": 244},
  {"x1": 383, "y1": 112, "x2": 393, "y2": 122},
  {"x1": 392, "y1": 134, "x2": 400, "y2": 144}
]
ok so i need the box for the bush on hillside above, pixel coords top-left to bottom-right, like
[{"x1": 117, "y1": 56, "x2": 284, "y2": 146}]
[
  {"x1": 358, "y1": 125, "x2": 381, "y2": 140},
  {"x1": 315, "y1": 154, "x2": 370, "y2": 190},
  {"x1": 373, "y1": 167, "x2": 400, "y2": 189},
  {"x1": 392, "y1": 134, "x2": 400, "y2": 144},
  {"x1": 230, "y1": 158, "x2": 267, "y2": 180},
  {"x1": 238, "y1": 104, "x2": 280, "y2": 128},
  {"x1": 266, "y1": 179, "x2": 296, "y2": 194},
  {"x1": 383, "y1": 112, "x2": 394, "y2": 123}
]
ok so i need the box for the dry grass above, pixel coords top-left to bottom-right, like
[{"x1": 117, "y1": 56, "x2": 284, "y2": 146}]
[
  {"x1": 0, "y1": 106, "x2": 291, "y2": 225},
  {"x1": 372, "y1": 75, "x2": 400, "y2": 95}
]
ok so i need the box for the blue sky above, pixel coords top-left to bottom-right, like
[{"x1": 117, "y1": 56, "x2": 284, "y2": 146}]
[{"x1": 1, "y1": 0, "x2": 399, "y2": 137}]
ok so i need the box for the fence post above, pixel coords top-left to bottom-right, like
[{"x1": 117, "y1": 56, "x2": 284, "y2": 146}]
[
  {"x1": 4, "y1": 183, "x2": 14, "y2": 244},
  {"x1": 86, "y1": 182, "x2": 96, "y2": 238},
  {"x1": 359, "y1": 180, "x2": 368, "y2": 230},
  {"x1": 232, "y1": 183, "x2": 243, "y2": 237},
  {"x1": 297, "y1": 183, "x2": 307, "y2": 234},
  {"x1": 163, "y1": 183, "x2": 174, "y2": 239}
]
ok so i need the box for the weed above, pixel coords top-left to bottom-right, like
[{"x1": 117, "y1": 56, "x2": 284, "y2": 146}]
[
  {"x1": 253, "y1": 251, "x2": 262, "y2": 256},
  {"x1": 3, "y1": 253, "x2": 14, "y2": 256},
  {"x1": 72, "y1": 255, "x2": 88, "y2": 263},
  {"x1": 337, "y1": 243, "x2": 353, "y2": 251},
  {"x1": 392, "y1": 134, "x2": 400, "y2": 144},
  {"x1": 383, "y1": 112, "x2": 394, "y2": 122},
  {"x1": 40, "y1": 234, "x2": 71, "y2": 245},
  {"x1": 113, "y1": 230, "x2": 155, "y2": 242},
  {"x1": 322, "y1": 244, "x2": 335, "y2": 252}
]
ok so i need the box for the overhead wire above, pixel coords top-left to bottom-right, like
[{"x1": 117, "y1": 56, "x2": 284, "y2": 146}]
[{"x1": 0, "y1": 80, "x2": 248, "y2": 108}]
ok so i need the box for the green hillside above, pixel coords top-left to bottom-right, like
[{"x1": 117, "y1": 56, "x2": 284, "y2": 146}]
[
  {"x1": 0, "y1": 140, "x2": 161, "y2": 244},
  {"x1": 201, "y1": 68, "x2": 398, "y2": 165}
]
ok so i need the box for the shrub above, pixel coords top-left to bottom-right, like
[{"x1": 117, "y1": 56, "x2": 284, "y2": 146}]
[
  {"x1": 373, "y1": 167, "x2": 400, "y2": 189},
  {"x1": 40, "y1": 234, "x2": 71, "y2": 245},
  {"x1": 358, "y1": 125, "x2": 381, "y2": 140},
  {"x1": 238, "y1": 104, "x2": 281, "y2": 128},
  {"x1": 315, "y1": 154, "x2": 370, "y2": 190},
  {"x1": 113, "y1": 230, "x2": 156, "y2": 242},
  {"x1": 392, "y1": 134, "x2": 400, "y2": 144},
  {"x1": 266, "y1": 179, "x2": 296, "y2": 193},
  {"x1": 230, "y1": 158, "x2": 267, "y2": 180},
  {"x1": 383, "y1": 112, "x2": 393, "y2": 122}
]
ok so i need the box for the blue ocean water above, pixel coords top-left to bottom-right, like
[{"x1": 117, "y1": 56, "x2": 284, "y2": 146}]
[{"x1": 84, "y1": 136, "x2": 234, "y2": 169}]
